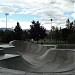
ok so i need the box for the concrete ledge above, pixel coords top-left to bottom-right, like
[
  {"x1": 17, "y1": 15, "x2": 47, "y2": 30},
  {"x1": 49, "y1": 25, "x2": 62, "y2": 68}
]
[
  {"x1": 56, "y1": 44, "x2": 75, "y2": 49},
  {"x1": 0, "y1": 54, "x2": 20, "y2": 60},
  {"x1": 0, "y1": 44, "x2": 15, "y2": 49}
]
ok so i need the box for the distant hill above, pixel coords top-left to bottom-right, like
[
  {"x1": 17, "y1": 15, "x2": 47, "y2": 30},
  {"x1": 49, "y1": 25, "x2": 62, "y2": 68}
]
[{"x1": 0, "y1": 28, "x2": 13, "y2": 31}]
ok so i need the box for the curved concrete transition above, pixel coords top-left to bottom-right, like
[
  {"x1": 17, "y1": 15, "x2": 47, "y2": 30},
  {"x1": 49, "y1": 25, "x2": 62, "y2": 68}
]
[{"x1": 0, "y1": 40, "x2": 75, "y2": 74}]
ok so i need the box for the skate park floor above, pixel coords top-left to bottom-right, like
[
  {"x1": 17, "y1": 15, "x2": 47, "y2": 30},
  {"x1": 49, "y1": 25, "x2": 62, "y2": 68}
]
[{"x1": 0, "y1": 40, "x2": 75, "y2": 75}]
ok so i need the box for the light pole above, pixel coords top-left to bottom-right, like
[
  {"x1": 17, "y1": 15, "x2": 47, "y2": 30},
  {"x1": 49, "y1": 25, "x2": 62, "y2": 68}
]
[
  {"x1": 5, "y1": 13, "x2": 9, "y2": 30},
  {"x1": 50, "y1": 19, "x2": 52, "y2": 41}
]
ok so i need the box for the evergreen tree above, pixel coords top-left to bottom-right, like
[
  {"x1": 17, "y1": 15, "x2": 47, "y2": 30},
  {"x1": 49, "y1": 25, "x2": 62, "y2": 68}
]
[{"x1": 14, "y1": 22, "x2": 23, "y2": 40}]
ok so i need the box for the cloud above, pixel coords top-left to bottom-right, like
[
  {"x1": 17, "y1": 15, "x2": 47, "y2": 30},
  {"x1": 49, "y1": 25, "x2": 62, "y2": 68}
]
[
  {"x1": 0, "y1": 0, "x2": 74, "y2": 29},
  {"x1": 0, "y1": 5, "x2": 16, "y2": 15},
  {"x1": 0, "y1": 0, "x2": 74, "y2": 15},
  {"x1": 71, "y1": 13, "x2": 75, "y2": 19},
  {"x1": 0, "y1": 18, "x2": 31, "y2": 29},
  {"x1": 56, "y1": 0, "x2": 74, "y2": 12},
  {"x1": 0, "y1": 18, "x2": 5, "y2": 22}
]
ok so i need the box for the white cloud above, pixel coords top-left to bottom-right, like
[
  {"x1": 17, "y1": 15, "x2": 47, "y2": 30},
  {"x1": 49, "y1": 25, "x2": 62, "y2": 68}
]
[
  {"x1": 56, "y1": 0, "x2": 74, "y2": 12},
  {"x1": 0, "y1": 6, "x2": 16, "y2": 15},
  {"x1": 0, "y1": 18, "x2": 5, "y2": 22},
  {"x1": 0, "y1": 18, "x2": 31, "y2": 29},
  {"x1": 71, "y1": 13, "x2": 75, "y2": 19},
  {"x1": 0, "y1": 0, "x2": 74, "y2": 29}
]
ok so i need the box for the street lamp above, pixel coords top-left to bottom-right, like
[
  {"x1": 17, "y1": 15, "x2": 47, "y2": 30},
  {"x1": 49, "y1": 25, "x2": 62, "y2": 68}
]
[
  {"x1": 50, "y1": 19, "x2": 52, "y2": 41},
  {"x1": 5, "y1": 13, "x2": 9, "y2": 30}
]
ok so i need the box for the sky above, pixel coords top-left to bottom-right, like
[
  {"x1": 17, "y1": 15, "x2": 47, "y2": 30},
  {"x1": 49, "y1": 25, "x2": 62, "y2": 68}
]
[{"x1": 0, "y1": 0, "x2": 75, "y2": 30}]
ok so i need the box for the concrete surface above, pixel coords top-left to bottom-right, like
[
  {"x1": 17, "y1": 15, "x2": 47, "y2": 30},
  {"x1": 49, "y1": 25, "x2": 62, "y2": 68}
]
[{"x1": 0, "y1": 40, "x2": 75, "y2": 75}]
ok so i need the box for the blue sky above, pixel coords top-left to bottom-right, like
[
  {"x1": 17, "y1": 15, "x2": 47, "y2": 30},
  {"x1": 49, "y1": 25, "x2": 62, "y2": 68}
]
[{"x1": 0, "y1": 0, "x2": 75, "y2": 30}]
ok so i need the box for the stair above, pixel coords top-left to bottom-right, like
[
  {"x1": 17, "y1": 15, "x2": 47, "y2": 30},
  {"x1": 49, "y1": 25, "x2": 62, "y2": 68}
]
[
  {"x1": 0, "y1": 46, "x2": 21, "y2": 70},
  {"x1": 0, "y1": 54, "x2": 20, "y2": 61}
]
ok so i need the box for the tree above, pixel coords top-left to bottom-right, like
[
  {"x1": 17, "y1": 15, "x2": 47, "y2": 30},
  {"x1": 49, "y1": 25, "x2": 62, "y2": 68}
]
[
  {"x1": 14, "y1": 22, "x2": 23, "y2": 40},
  {"x1": 54, "y1": 27, "x2": 60, "y2": 42},
  {"x1": 66, "y1": 19, "x2": 70, "y2": 29},
  {"x1": 29, "y1": 20, "x2": 47, "y2": 43},
  {"x1": 0, "y1": 30, "x2": 4, "y2": 41},
  {"x1": 66, "y1": 20, "x2": 75, "y2": 44},
  {"x1": 61, "y1": 28, "x2": 73, "y2": 43},
  {"x1": 49, "y1": 26, "x2": 62, "y2": 42},
  {"x1": 66, "y1": 19, "x2": 74, "y2": 31},
  {"x1": 1, "y1": 30, "x2": 15, "y2": 43},
  {"x1": 67, "y1": 32, "x2": 75, "y2": 44},
  {"x1": 21, "y1": 30, "x2": 30, "y2": 41}
]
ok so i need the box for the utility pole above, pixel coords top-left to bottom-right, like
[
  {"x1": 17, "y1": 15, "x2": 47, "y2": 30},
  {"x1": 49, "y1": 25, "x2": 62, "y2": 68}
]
[
  {"x1": 50, "y1": 19, "x2": 52, "y2": 41},
  {"x1": 5, "y1": 13, "x2": 9, "y2": 30}
]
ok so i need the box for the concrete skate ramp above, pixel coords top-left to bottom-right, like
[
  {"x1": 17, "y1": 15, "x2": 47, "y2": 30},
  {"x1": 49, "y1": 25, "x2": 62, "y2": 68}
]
[
  {"x1": 0, "y1": 44, "x2": 18, "y2": 54},
  {"x1": 0, "y1": 67, "x2": 26, "y2": 75},
  {"x1": 9, "y1": 40, "x2": 75, "y2": 73},
  {"x1": 0, "y1": 54, "x2": 37, "y2": 72},
  {"x1": 34, "y1": 49, "x2": 75, "y2": 72},
  {"x1": 9, "y1": 40, "x2": 55, "y2": 56}
]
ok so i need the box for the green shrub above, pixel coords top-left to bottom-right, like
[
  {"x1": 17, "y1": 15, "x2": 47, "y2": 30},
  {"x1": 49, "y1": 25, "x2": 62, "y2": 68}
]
[{"x1": 67, "y1": 33, "x2": 75, "y2": 44}]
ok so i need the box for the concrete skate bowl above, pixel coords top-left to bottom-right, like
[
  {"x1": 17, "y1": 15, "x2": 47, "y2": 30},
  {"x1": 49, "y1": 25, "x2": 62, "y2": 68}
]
[
  {"x1": 8, "y1": 40, "x2": 75, "y2": 73},
  {"x1": 1, "y1": 49, "x2": 75, "y2": 73},
  {"x1": 34, "y1": 49, "x2": 75, "y2": 72},
  {"x1": 9, "y1": 40, "x2": 56, "y2": 56},
  {"x1": 0, "y1": 49, "x2": 75, "y2": 73},
  {"x1": 0, "y1": 54, "x2": 37, "y2": 72}
]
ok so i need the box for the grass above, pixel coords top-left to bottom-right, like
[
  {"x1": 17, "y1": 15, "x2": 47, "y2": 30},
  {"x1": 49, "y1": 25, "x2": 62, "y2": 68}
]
[{"x1": 34, "y1": 40, "x2": 65, "y2": 45}]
